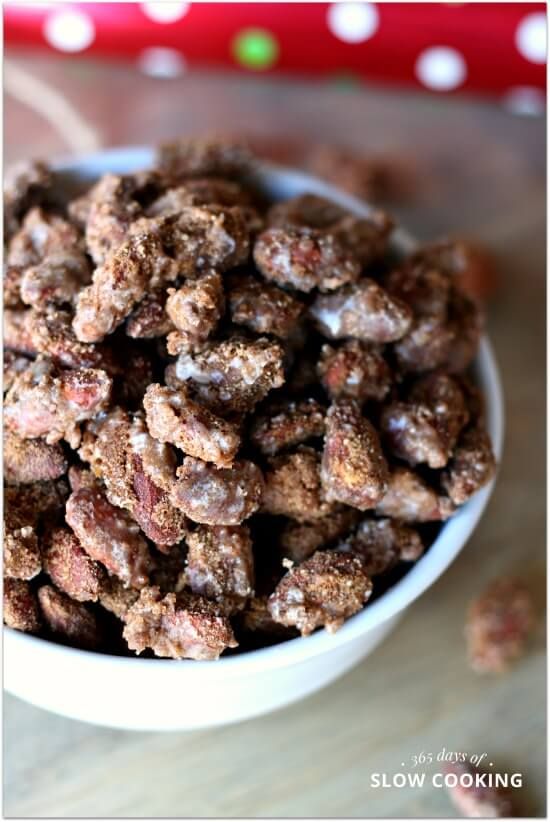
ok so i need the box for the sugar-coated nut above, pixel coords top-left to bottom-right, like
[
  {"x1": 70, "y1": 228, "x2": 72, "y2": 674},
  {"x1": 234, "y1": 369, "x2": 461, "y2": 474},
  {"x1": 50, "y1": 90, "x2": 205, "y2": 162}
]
[
  {"x1": 172, "y1": 457, "x2": 263, "y2": 525},
  {"x1": 42, "y1": 527, "x2": 106, "y2": 602},
  {"x1": 466, "y1": 577, "x2": 535, "y2": 674},
  {"x1": 310, "y1": 279, "x2": 412, "y2": 343},
  {"x1": 97, "y1": 576, "x2": 140, "y2": 620},
  {"x1": 381, "y1": 373, "x2": 469, "y2": 469},
  {"x1": 165, "y1": 270, "x2": 225, "y2": 346},
  {"x1": 170, "y1": 337, "x2": 285, "y2": 415},
  {"x1": 317, "y1": 340, "x2": 392, "y2": 403},
  {"x1": 337, "y1": 517, "x2": 424, "y2": 576},
  {"x1": 38, "y1": 584, "x2": 101, "y2": 649},
  {"x1": 376, "y1": 467, "x2": 454, "y2": 523},
  {"x1": 4, "y1": 429, "x2": 67, "y2": 485},
  {"x1": 268, "y1": 550, "x2": 373, "y2": 635},
  {"x1": 322, "y1": 400, "x2": 389, "y2": 510},
  {"x1": 441, "y1": 425, "x2": 496, "y2": 505},
  {"x1": 79, "y1": 408, "x2": 186, "y2": 548},
  {"x1": 122, "y1": 585, "x2": 238, "y2": 660},
  {"x1": 250, "y1": 398, "x2": 325, "y2": 456},
  {"x1": 184, "y1": 524, "x2": 254, "y2": 612},
  {"x1": 66, "y1": 487, "x2": 152, "y2": 589},
  {"x1": 254, "y1": 226, "x2": 361, "y2": 293},
  {"x1": 4, "y1": 160, "x2": 52, "y2": 242},
  {"x1": 262, "y1": 446, "x2": 335, "y2": 522},
  {"x1": 3, "y1": 578, "x2": 42, "y2": 633},
  {"x1": 227, "y1": 273, "x2": 304, "y2": 338},
  {"x1": 143, "y1": 383, "x2": 241, "y2": 467}
]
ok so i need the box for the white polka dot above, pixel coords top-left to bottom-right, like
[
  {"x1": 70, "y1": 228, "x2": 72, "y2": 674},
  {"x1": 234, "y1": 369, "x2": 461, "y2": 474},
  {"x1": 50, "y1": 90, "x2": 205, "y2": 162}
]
[
  {"x1": 415, "y1": 46, "x2": 467, "y2": 91},
  {"x1": 43, "y1": 8, "x2": 95, "y2": 53},
  {"x1": 137, "y1": 47, "x2": 186, "y2": 78},
  {"x1": 327, "y1": 2, "x2": 379, "y2": 44},
  {"x1": 503, "y1": 86, "x2": 546, "y2": 116},
  {"x1": 516, "y1": 12, "x2": 547, "y2": 64},
  {"x1": 141, "y1": 2, "x2": 189, "y2": 23}
]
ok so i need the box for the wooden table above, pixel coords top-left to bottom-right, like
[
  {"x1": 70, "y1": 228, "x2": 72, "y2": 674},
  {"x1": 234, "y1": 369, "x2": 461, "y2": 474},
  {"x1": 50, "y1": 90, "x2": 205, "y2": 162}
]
[{"x1": 4, "y1": 55, "x2": 546, "y2": 818}]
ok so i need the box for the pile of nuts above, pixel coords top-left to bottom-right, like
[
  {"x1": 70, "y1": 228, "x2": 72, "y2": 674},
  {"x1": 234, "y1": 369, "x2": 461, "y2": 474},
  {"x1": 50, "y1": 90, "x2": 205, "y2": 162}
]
[{"x1": 3, "y1": 139, "x2": 497, "y2": 660}]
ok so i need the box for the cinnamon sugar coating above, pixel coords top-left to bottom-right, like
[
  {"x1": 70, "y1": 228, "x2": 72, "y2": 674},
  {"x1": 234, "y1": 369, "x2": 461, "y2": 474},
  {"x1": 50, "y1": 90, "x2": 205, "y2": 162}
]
[
  {"x1": 321, "y1": 400, "x2": 389, "y2": 510},
  {"x1": 3, "y1": 139, "x2": 496, "y2": 655},
  {"x1": 123, "y1": 585, "x2": 238, "y2": 660},
  {"x1": 172, "y1": 456, "x2": 263, "y2": 525},
  {"x1": 268, "y1": 550, "x2": 372, "y2": 635},
  {"x1": 466, "y1": 577, "x2": 535, "y2": 674}
]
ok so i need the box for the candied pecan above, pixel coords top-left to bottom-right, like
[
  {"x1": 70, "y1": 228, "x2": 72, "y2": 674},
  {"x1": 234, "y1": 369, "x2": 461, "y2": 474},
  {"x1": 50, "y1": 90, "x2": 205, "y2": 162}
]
[
  {"x1": 384, "y1": 261, "x2": 451, "y2": 321},
  {"x1": 97, "y1": 576, "x2": 140, "y2": 620},
  {"x1": 155, "y1": 137, "x2": 252, "y2": 180},
  {"x1": 381, "y1": 374, "x2": 469, "y2": 469},
  {"x1": 4, "y1": 308, "x2": 36, "y2": 355},
  {"x1": 144, "y1": 383, "x2": 241, "y2": 467},
  {"x1": 262, "y1": 446, "x2": 334, "y2": 522},
  {"x1": 441, "y1": 425, "x2": 497, "y2": 506},
  {"x1": 184, "y1": 524, "x2": 254, "y2": 612},
  {"x1": 4, "y1": 160, "x2": 52, "y2": 241},
  {"x1": 318, "y1": 340, "x2": 392, "y2": 403},
  {"x1": 310, "y1": 279, "x2": 412, "y2": 343},
  {"x1": 38, "y1": 584, "x2": 101, "y2": 649},
  {"x1": 126, "y1": 290, "x2": 173, "y2": 339},
  {"x1": 268, "y1": 550, "x2": 372, "y2": 635},
  {"x1": 66, "y1": 486, "x2": 152, "y2": 588},
  {"x1": 20, "y1": 253, "x2": 91, "y2": 309},
  {"x1": 3, "y1": 351, "x2": 31, "y2": 393},
  {"x1": 122, "y1": 585, "x2": 238, "y2": 660},
  {"x1": 250, "y1": 398, "x2": 325, "y2": 455},
  {"x1": 163, "y1": 205, "x2": 250, "y2": 273},
  {"x1": 227, "y1": 273, "x2": 304, "y2": 338},
  {"x1": 4, "y1": 357, "x2": 112, "y2": 448},
  {"x1": 4, "y1": 429, "x2": 67, "y2": 484},
  {"x1": 25, "y1": 307, "x2": 105, "y2": 369},
  {"x1": 254, "y1": 226, "x2": 361, "y2": 293},
  {"x1": 5, "y1": 477, "x2": 69, "y2": 521},
  {"x1": 4, "y1": 264, "x2": 24, "y2": 308},
  {"x1": 165, "y1": 270, "x2": 225, "y2": 351},
  {"x1": 42, "y1": 527, "x2": 105, "y2": 602},
  {"x1": 73, "y1": 226, "x2": 178, "y2": 343},
  {"x1": 3, "y1": 578, "x2": 42, "y2": 633},
  {"x1": 466, "y1": 577, "x2": 535, "y2": 674},
  {"x1": 337, "y1": 517, "x2": 423, "y2": 575},
  {"x1": 443, "y1": 762, "x2": 514, "y2": 818},
  {"x1": 79, "y1": 408, "x2": 186, "y2": 548},
  {"x1": 83, "y1": 173, "x2": 145, "y2": 264},
  {"x1": 182, "y1": 177, "x2": 254, "y2": 207},
  {"x1": 172, "y1": 457, "x2": 263, "y2": 525},
  {"x1": 321, "y1": 400, "x2": 389, "y2": 510},
  {"x1": 393, "y1": 314, "x2": 455, "y2": 375},
  {"x1": 376, "y1": 467, "x2": 454, "y2": 522},
  {"x1": 280, "y1": 508, "x2": 360, "y2": 563},
  {"x1": 171, "y1": 337, "x2": 285, "y2": 415},
  {"x1": 7, "y1": 207, "x2": 84, "y2": 269},
  {"x1": 3, "y1": 506, "x2": 41, "y2": 580}
]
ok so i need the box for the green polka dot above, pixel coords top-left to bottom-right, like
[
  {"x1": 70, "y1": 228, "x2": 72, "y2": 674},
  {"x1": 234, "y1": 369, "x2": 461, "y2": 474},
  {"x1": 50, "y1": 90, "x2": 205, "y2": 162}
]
[
  {"x1": 233, "y1": 28, "x2": 279, "y2": 71},
  {"x1": 329, "y1": 72, "x2": 362, "y2": 90}
]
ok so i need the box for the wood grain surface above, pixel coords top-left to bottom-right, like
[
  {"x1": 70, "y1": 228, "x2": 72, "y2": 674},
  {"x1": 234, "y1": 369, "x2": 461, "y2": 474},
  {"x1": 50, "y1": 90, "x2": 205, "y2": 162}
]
[{"x1": 3, "y1": 56, "x2": 546, "y2": 819}]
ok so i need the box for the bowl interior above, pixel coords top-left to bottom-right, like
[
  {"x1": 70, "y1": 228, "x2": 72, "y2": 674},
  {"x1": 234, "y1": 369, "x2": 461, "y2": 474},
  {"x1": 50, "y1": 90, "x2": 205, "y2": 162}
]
[{"x1": 5, "y1": 147, "x2": 505, "y2": 673}]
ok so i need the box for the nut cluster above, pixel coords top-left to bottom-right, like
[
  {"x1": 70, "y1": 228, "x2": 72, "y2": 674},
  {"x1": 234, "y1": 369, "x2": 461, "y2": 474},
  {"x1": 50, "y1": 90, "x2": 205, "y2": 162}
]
[{"x1": 3, "y1": 139, "x2": 496, "y2": 659}]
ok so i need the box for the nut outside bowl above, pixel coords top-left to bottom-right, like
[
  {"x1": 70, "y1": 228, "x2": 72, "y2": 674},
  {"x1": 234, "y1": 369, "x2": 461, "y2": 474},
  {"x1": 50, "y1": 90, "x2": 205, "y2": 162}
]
[{"x1": 3, "y1": 147, "x2": 505, "y2": 731}]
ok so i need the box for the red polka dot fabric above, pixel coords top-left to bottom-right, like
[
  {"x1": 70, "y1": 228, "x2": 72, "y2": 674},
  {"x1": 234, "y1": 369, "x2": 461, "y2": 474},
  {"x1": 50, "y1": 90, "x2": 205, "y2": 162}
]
[{"x1": 4, "y1": 3, "x2": 546, "y2": 109}]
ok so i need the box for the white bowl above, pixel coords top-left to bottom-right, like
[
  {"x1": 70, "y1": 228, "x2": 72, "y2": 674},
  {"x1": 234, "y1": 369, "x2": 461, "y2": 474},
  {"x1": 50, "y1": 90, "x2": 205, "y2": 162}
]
[{"x1": 4, "y1": 148, "x2": 504, "y2": 731}]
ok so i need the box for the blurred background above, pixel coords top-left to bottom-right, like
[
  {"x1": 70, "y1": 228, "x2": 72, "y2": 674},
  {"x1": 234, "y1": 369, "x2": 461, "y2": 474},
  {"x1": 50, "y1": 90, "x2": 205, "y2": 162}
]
[{"x1": 4, "y1": 2, "x2": 547, "y2": 818}]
